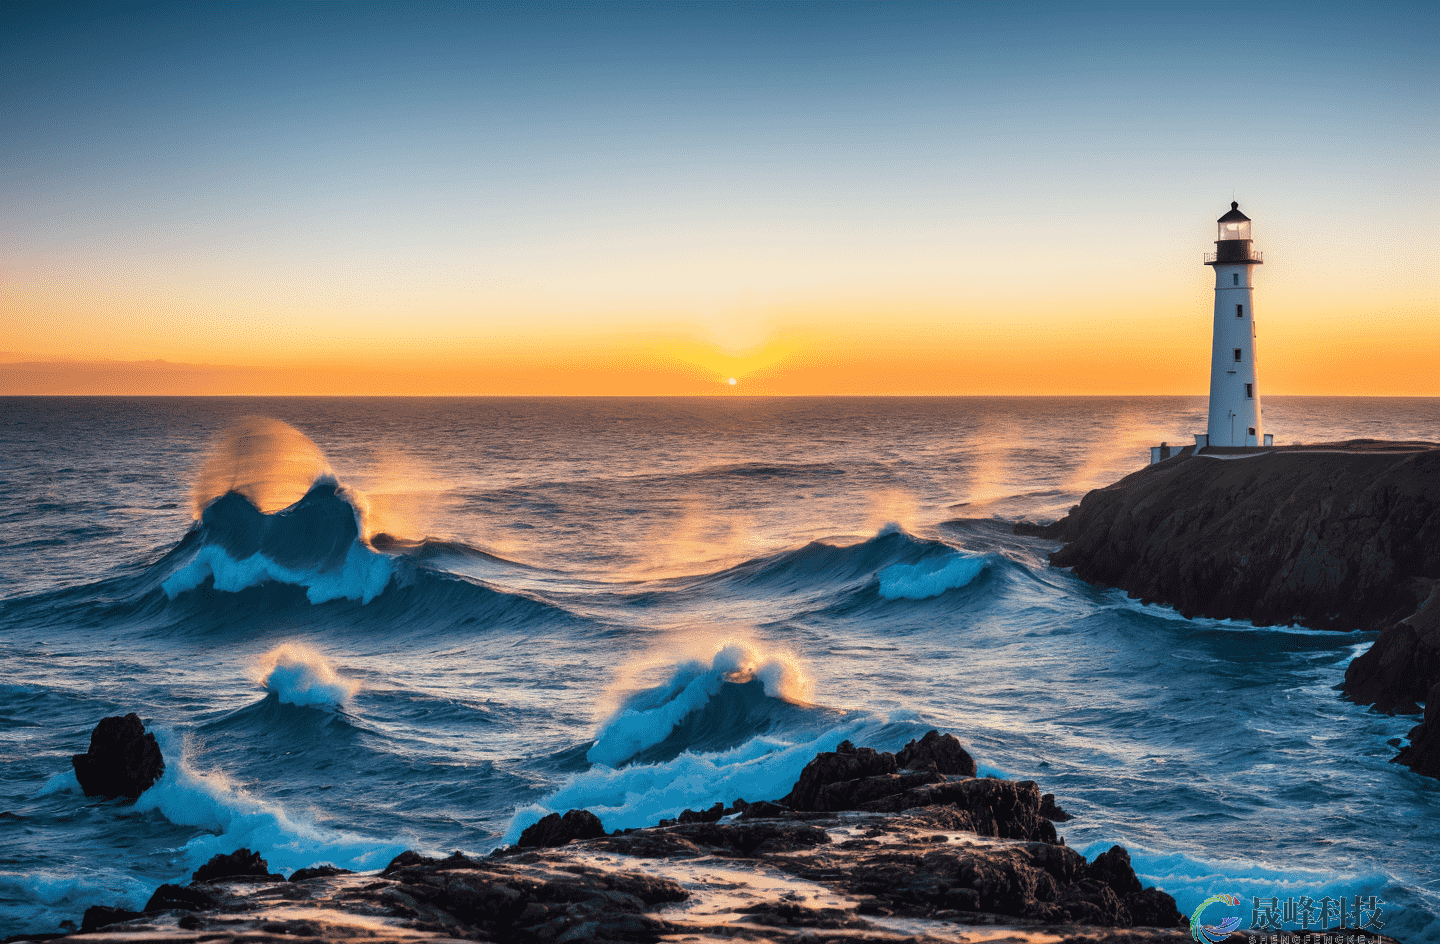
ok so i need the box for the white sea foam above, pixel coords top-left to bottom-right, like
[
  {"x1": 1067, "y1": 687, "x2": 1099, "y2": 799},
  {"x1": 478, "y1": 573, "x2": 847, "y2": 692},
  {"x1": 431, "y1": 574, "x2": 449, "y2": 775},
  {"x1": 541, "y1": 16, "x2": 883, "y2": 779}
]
[
  {"x1": 878, "y1": 552, "x2": 988, "y2": 600},
  {"x1": 255, "y1": 644, "x2": 359, "y2": 708},
  {"x1": 34, "y1": 768, "x2": 81, "y2": 796},
  {"x1": 586, "y1": 642, "x2": 812, "y2": 769},
  {"x1": 1085, "y1": 841, "x2": 1397, "y2": 930},
  {"x1": 506, "y1": 722, "x2": 878, "y2": 845},
  {"x1": 133, "y1": 730, "x2": 403, "y2": 875},
  {"x1": 162, "y1": 541, "x2": 395, "y2": 604},
  {"x1": 0, "y1": 867, "x2": 151, "y2": 913}
]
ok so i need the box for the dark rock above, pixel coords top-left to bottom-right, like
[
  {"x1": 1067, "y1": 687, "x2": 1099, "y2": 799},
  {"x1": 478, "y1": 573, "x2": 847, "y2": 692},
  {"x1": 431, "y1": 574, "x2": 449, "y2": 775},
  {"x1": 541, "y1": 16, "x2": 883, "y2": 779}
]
[
  {"x1": 1393, "y1": 678, "x2": 1440, "y2": 778},
  {"x1": 589, "y1": 820, "x2": 831, "y2": 860},
  {"x1": 740, "y1": 901, "x2": 871, "y2": 929},
  {"x1": 590, "y1": 830, "x2": 704, "y2": 859},
  {"x1": 381, "y1": 849, "x2": 429, "y2": 874},
  {"x1": 1125, "y1": 886, "x2": 1186, "y2": 927},
  {"x1": 363, "y1": 854, "x2": 686, "y2": 942},
  {"x1": 516, "y1": 808, "x2": 606, "y2": 848},
  {"x1": 1040, "y1": 793, "x2": 1072, "y2": 821},
  {"x1": 676, "y1": 802, "x2": 726, "y2": 824},
  {"x1": 896, "y1": 729, "x2": 978, "y2": 776},
  {"x1": 816, "y1": 770, "x2": 944, "y2": 811},
  {"x1": 1059, "y1": 877, "x2": 1130, "y2": 926},
  {"x1": 1044, "y1": 444, "x2": 1440, "y2": 636},
  {"x1": 383, "y1": 849, "x2": 487, "y2": 873},
  {"x1": 80, "y1": 905, "x2": 144, "y2": 932},
  {"x1": 1021, "y1": 841, "x2": 1088, "y2": 885},
  {"x1": 1346, "y1": 582, "x2": 1440, "y2": 713},
  {"x1": 192, "y1": 847, "x2": 271, "y2": 883},
  {"x1": 857, "y1": 776, "x2": 1058, "y2": 844},
  {"x1": 143, "y1": 882, "x2": 220, "y2": 913},
  {"x1": 71, "y1": 713, "x2": 165, "y2": 799},
  {"x1": 1086, "y1": 845, "x2": 1144, "y2": 898},
  {"x1": 289, "y1": 864, "x2": 354, "y2": 882},
  {"x1": 737, "y1": 799, "x2": 788, "y2": 819},
  {"x1": 781, "y1": 746, "x2": 897, "y2": 810}
]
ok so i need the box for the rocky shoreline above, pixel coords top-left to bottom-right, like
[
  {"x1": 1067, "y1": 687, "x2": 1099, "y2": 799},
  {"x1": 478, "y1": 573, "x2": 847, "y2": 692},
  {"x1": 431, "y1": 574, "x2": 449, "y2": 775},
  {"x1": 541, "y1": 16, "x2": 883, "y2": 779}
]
[
  {"x1": 1015, "y1": 441, "x2": 1440, "y2": 780},
  {"x1": 17, "y1": 729, "x2": 1375, "y2": 944}
]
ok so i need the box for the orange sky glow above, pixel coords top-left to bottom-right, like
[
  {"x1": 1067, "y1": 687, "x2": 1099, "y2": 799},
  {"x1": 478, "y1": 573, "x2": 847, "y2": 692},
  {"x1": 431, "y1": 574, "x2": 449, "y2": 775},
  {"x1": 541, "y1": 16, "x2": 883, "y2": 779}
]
[{"x1": 3, "y1": 5, "x2": 1436, "y2": 397}]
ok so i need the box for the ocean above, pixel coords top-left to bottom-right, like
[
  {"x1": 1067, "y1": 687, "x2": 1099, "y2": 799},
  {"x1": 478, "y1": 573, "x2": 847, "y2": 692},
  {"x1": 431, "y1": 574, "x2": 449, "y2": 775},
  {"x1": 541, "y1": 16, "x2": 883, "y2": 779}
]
[{"x1": 1, "y1": 395, "x2": 1437, "y2": 939}]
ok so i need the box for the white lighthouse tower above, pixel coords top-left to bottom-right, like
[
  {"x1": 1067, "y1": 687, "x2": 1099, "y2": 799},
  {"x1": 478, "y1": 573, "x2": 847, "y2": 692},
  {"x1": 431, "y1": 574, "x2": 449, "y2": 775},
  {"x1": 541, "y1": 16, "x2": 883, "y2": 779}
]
[{"x1": 1204, "y1": 201, "x2": 1265, "y2": 447}]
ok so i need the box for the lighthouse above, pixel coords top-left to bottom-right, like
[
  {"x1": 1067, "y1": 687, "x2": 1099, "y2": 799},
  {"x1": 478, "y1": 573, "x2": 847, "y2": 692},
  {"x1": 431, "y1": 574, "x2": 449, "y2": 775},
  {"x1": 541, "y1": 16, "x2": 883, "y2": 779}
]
[{"x1": 1204, "y1": 202, "x2": 1264, "y2": 447}]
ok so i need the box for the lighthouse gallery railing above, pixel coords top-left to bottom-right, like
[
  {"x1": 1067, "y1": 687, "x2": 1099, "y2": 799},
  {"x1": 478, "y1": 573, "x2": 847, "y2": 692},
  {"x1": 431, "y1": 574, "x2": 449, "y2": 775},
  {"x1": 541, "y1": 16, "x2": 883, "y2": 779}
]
[{"x1": 1204, "y1": 250, "x2": 1263, "y2": 264}]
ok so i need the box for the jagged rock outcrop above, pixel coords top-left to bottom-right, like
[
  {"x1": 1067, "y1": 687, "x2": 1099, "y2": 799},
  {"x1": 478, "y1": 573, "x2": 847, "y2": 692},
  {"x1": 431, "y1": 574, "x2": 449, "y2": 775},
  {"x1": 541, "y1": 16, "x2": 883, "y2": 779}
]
[
  {"x1": 288, "y1": 864, "x2": 353, "y2": 882},
  {"x1": 896, "y1": 729, "x2": 978, "y2": 776},
  {"x1": 1020, "y1": 443, "x2": 1440, "y2": 778},
  {"x1": 1346, "y1": 582, "x2": 1440, "y2": 712},
  {"x1": 42, "y1": 734, "x2": 1385, "y2": 943},
  {"x1": 780, "y1": 740, "x2": 898, "y2": 810},
  {"x1": 71, "y1": 713, "x2": 165, "y2": 799},
  {"x1": 79, "y1": 906, "x2": 143, "y2": 933},
  {"x1": 190, "y1": 848, "x2": 280, "y2": 883},
  {"x1": 855, "y1": 776, "x2": 1059, "y2": 844},
  {"x1": 515, "y1": 808, "x2": 606, "y2": 848},
  {"x1": 142, "y1": 882, "x2": 220, "y2": 913},
  {"x1": 1394, "y1": 678, "x2": 1440, "y2": 779}
]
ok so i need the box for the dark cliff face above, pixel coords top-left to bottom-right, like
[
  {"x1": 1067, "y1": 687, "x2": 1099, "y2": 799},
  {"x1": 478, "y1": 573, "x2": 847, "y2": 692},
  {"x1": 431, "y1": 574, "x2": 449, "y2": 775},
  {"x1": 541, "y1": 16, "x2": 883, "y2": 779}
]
[
  {"x1": 1029, "y1": 443, "x2": 1440, "y2": 778},
  {"x1": 1045, "y1": 445, "x2": 1440, "y2": 634}
]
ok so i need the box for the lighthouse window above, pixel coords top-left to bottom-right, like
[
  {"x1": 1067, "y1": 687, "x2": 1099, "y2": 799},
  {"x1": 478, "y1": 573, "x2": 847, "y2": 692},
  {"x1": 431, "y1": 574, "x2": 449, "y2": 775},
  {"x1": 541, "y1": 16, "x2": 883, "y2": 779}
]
[
  {"x1": 1236, "y1": 304, "x2": 1244, "y2": 318},
  {"x1": 1245, "y1": 383, "x2": 1253, "y2": 398},
  {"x1": 1233, "y1": 274, "x2": 1239, "y2": 286},
  {"x1": 1234, "y1": 348, "x2": 1242, "y2": 362}
]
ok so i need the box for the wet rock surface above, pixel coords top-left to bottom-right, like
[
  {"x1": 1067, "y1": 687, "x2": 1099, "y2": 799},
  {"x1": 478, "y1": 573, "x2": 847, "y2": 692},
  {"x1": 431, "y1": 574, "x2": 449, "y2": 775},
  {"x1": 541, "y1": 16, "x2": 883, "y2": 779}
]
[
  {"x1": 191, "y1": 847, "x2": 282, "y2": 883},
  {"x1": 515, "y1": 807, "x2": 607, "y2": 848},
  {"x1": 1022, "y1": 443, "x2": 1440, "y2": 778},
  {"x1": 70, "y1": 713, "x2": 165, "y2": 799},
  {"x1": 895, "y1": 729, "x2": 978, "y2": 776},
  {"x1": 21, "y1": 733, "x2": 1407, "y2": 943}
]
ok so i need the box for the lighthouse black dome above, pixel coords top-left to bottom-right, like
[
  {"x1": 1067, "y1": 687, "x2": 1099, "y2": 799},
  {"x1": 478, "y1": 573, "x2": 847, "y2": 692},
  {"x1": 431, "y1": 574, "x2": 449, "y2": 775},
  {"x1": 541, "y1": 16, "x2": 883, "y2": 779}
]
[{"x1": 1218, "y1": 201, "x2": 1251, "y2": 223}]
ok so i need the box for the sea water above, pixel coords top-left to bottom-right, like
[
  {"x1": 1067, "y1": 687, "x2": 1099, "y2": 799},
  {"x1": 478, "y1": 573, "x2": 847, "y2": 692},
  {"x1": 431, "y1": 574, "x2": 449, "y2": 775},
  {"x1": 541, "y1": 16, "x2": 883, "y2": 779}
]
[{"x1": 1, "y1": 396, "x2": 1437, "y2": 939}]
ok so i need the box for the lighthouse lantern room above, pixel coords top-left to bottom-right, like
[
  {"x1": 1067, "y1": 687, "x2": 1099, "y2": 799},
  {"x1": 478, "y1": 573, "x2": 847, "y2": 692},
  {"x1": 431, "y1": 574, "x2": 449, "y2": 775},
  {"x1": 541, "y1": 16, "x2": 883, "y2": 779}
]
[{"x1": 1203, "y1": 201, "x2": 1266, "y2": 448}]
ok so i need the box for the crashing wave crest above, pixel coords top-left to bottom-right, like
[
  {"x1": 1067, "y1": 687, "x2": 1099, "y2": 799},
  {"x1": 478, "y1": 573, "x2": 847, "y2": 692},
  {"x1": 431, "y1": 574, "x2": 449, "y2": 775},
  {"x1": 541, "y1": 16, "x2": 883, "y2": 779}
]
[
  {"x1": 255, "y1": 644, "x2": 359, "y2": 708},
  {"x1": 163, "y1": 481, "x2": 395, "y2": 604},
  {"x1": 587, "y1": 642, "x2": 812, "y2": 768},
  {"x1": 878, "y1": 551, "x2": 989, "y2": 600}
]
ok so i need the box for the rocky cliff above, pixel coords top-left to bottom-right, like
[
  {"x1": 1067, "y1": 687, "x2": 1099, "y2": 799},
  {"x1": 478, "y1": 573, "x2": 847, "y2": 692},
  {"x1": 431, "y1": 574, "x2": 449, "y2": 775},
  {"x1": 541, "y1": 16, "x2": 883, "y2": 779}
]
[{"x1": 1018, "y1": 441, "x2": 1440, "y2": 779}]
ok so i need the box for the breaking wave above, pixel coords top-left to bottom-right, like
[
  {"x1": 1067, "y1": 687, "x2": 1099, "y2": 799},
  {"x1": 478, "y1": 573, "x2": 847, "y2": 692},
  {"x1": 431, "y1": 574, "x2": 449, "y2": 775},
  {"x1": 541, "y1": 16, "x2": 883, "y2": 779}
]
[
  {"x1": 587, "y1": 642, "x2": 815, "y2": 768},
  {"x1": 132, "y1": 729, "x2": 404, "y2": 877},
  {"x1": 505, "y1": 711, "x2": 932, "y2": 844},
  {"x1": 162, "y1": 481, "x2": 395, "y2": 604},
  {"x1": 878, "y1": 551, "x2": 990, "y2": 600},
  {"x1": 255, "y1": 644, "x2": 359, "y2": 708}
]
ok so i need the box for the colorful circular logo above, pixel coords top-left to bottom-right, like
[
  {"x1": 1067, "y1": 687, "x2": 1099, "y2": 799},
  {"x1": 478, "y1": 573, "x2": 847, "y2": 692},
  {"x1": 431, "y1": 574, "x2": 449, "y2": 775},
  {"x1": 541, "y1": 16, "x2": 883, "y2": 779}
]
[{"x1": 1190, "y1": 893, "x2": 1243, "y2": 943}]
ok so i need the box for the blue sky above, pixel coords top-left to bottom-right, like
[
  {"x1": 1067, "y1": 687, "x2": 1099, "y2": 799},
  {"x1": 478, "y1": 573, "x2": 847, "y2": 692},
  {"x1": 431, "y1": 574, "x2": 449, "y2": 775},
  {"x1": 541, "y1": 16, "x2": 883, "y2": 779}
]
[{"x1": 2, "y1": 1, "x2": 1437, "y2": 393}]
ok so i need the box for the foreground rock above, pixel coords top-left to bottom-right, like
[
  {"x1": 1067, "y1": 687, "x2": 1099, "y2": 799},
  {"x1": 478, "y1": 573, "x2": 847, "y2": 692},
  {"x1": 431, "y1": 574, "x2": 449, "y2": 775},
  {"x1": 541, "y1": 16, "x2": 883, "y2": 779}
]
[
  {"x1": 71, "y1": 713, "x2": 165, "y2": 799},
  {"x1": 190, "y1": 848, "x2": 283, "y2": 883},
  {"x1": 32, "y1": 733, "x2": 1208, "y2": 943},
  {"x1": 515, "y1": 807, "x2": 606, "y2": 848},
  {"x1": 1394, "y1": 678, "x2": 1440, "y2": 779},
  {"x1": 25, "y1": 733, "x2": 1405, "y2": 943},
  {"x1": 1020, "y1": 442, "x2": 1440, "y2": 778},
  {"x1": 31, "y1": 817, "x2": 1401, "y2": 944}
]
